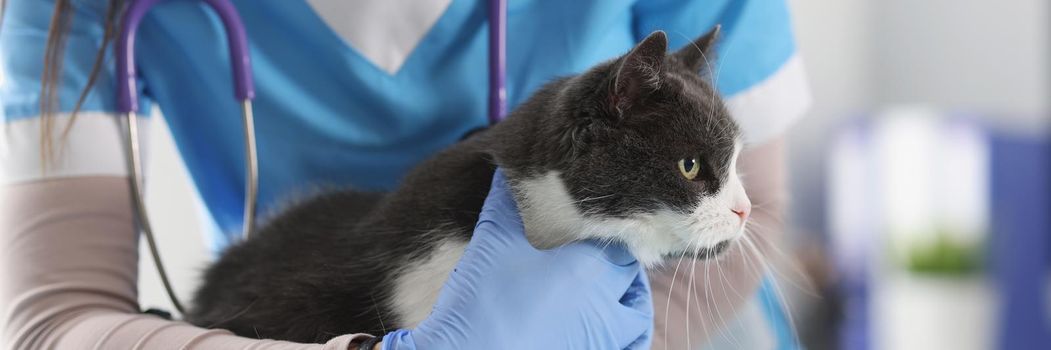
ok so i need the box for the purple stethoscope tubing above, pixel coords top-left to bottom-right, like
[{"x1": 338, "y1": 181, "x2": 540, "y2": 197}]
[
  {"x1": 488, "y1": 0, "x2": 508, "y2": 122},
  {"x1": 117, "y1": 0, "x2": 508, "y2": 316},
  {"x1": 117, "y1": 0, "x2": 254, "y2": 112}
]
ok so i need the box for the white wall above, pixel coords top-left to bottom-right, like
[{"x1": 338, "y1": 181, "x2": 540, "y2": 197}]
[
  {"x1": 871, "y1": 0, "x2": 1049, "y2": 119},
  {"x1": 791, "y1": 0, "x2": 1050, "y2": 122},
  {"x1": 787, "y1": 0, "x2": 875, "y2": 236}
]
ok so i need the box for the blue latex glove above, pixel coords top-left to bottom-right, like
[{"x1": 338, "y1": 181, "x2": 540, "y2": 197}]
[{"x1": 381, "y1": 169, "x2": 653, "y2": 349}]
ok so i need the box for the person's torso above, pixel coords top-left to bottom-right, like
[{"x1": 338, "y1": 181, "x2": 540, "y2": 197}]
[{"x1": 134, "y1": 0, "x2": 645, "y2": 245}]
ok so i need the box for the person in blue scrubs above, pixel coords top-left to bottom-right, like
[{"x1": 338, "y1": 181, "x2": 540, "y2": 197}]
[{"x1": 1, "y1": 0, "x2": 809, "y2": 348}]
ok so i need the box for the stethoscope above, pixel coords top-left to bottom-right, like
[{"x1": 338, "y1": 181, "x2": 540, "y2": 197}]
[{"x1": 118, "y1": 0, "x2": 508, "y2": 315}]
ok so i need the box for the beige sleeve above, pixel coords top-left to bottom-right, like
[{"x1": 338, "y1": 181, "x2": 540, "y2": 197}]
[
  {"x1": 1, "y1": 176, "x2": 368, "y2": 349},
  {"x1": 649, "y1": 137, "x2": 788, "y2": 349}
]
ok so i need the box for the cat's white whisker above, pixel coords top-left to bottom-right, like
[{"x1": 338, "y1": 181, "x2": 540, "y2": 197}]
[
  {"x1": 703, "y1": 249, "x2": 735, "y2": 346},
  {"x1": 685, "y1": 251, "x2": 696, "y2": 350},
  {"x1": 662, "y1": 230, "x2": 698, "y2": 350},
  {"x1": 678, "y1": 232, "x2": 704, "y2": 350},
  {"x1": 714, "y1": 250, "x2": 747, "y2": 348},
  {"x1": 742, "y1": 228, "x2": 819, "y2": 298},
  {"x1": 740, "y1": 234, "x2": 803, "y2": 349}
]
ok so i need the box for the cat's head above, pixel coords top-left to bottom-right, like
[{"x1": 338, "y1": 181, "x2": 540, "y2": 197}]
[{"x1": 496, "y1": 28, "x2": 749, "y2": 266}]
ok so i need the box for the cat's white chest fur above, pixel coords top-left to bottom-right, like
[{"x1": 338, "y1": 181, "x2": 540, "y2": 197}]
[
  {"x1": 390, "y1": 239, "x2": 467, "y2": 327},
  {"x1": 514, "y1": 171, "x2": 684, "y2": 266},
  {"x1": 390, "y1": 162, "x2": 747, "y2": 325}
]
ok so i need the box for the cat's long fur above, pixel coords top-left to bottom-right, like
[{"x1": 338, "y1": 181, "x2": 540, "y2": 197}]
[{"x1": 187, "y1": 29, "x2": 747, "y2": 343}]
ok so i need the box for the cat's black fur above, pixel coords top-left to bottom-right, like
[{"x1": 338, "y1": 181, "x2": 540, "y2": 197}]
[{"x1": 187, "y1": 29, "x2": 740, "y2": 343}]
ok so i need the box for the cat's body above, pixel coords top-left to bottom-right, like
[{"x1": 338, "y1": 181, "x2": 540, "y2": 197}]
[
  {"x1": 188, "y1": 134, "x2": 494, "y2": 341},
  {"x1": 187, "y1": 29, "x2": 750, "y2": 343}
]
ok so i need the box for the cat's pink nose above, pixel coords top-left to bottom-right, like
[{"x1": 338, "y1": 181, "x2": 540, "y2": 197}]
[{"x1": 731, "y1": 203, "x2": 751, "y2": 223}]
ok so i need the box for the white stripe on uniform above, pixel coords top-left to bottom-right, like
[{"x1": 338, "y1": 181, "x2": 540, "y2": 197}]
[
  {"x1": 1, "y1": 113, "x2": 149, "y2": 184},
  {"x1": 725, "y1": 54, "x2": 811, "y2": 145}
]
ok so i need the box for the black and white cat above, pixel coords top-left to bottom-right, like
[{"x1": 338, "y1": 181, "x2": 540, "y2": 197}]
[{"x1": 187, "y1": 28, "x2": 750, "y2": 343}]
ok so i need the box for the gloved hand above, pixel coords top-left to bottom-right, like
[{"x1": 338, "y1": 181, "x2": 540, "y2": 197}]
[{"x1": 381, "y1": 169, "x2": 653, "y2": 350}]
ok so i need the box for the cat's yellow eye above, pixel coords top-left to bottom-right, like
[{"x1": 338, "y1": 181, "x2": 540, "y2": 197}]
[{"x1": 678, "y1": 158, "x2": 700, "y2": 180}]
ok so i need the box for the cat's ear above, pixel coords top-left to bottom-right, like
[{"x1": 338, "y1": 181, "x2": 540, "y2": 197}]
[
  {"x1": 611, "y1": 31, "x2": 668, "y2": 113},
  {"x1": 673, "y1": 25, "x2": 721, "y2": 73}
]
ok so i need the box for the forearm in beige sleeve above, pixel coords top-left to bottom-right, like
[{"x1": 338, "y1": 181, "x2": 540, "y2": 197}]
[
  {"x1": 1, "y1": 176, "x2": 365, "y2": 349},
  {"x1": 649, "y1": 137, "x2": 788, "y2": 349}
]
